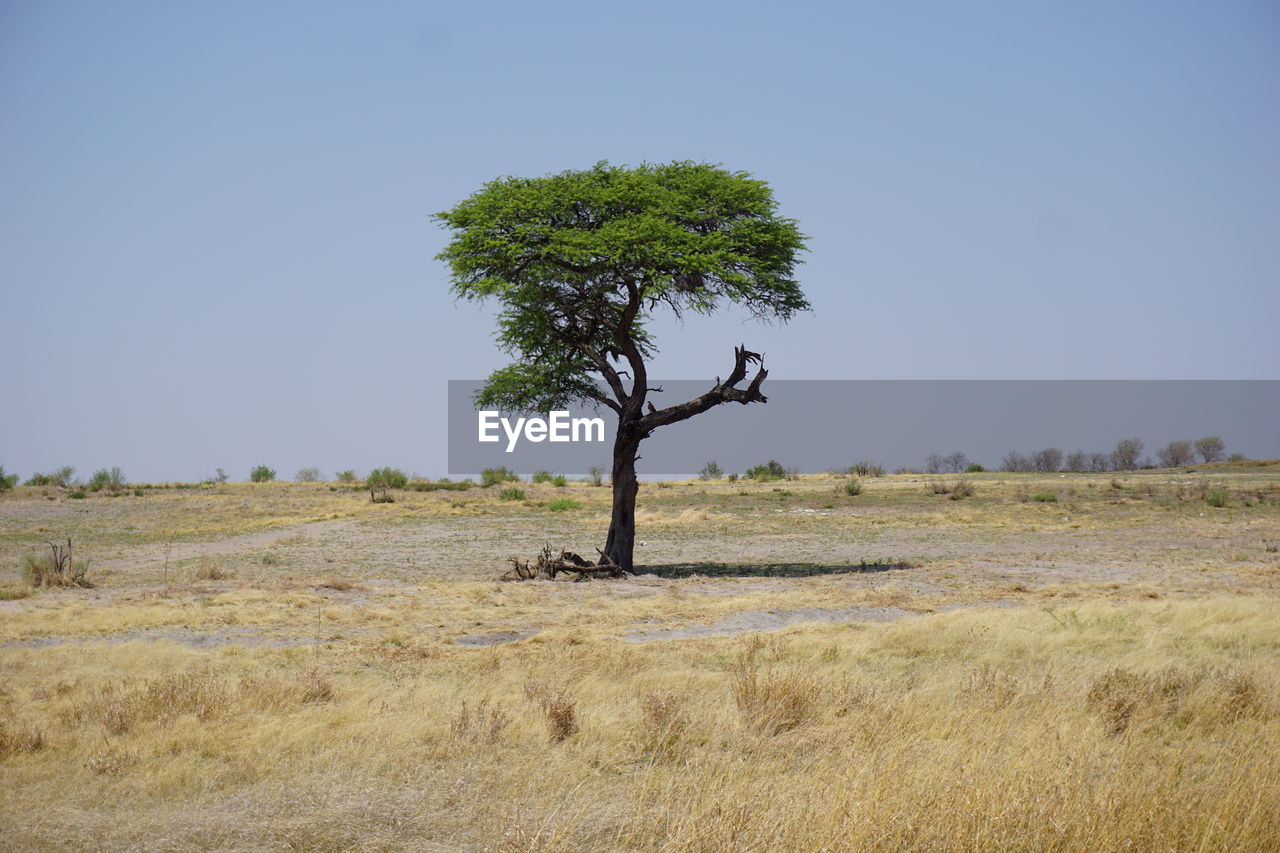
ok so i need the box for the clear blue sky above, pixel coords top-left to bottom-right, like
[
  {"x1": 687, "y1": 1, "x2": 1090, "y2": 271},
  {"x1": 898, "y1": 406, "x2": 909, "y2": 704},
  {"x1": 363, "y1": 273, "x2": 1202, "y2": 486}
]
[{"x1": 2, "y1": 1, "x2": 1277, "y2": 481}]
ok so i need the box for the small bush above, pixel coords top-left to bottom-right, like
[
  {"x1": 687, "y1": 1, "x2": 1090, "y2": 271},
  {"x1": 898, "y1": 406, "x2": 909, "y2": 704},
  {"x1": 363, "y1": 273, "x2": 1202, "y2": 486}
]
[
  {"x1": 295, "y1": 467, "x2": 324, "y2": 483},
  {"x1": 731, "y1": 643, "x2": 822, "y2": 735},
  {"x1": 587, "y1": 465, "x2": 604, "y2": 487},
  {"x1": 68, "y1": 489, "x2": 87, "y2": 500},
  {"x1": 1032, "y1": 491, "x2": 1058, "y2": 503},
  {"x1": 498, "y1": 487, "x2": 526, "y2": 501},
  {"x1": 22, "y1": 540, "x2": 91, "y2": 588},
  {"x1": 132, "y1": 487, "x2": 144, "y2": 497},
  {"x1": 551, "y1": 474, "x2": 567, "y2": 487},
  {"x1": 966, "y1": 463, "x2": 986, "y2": 473},
  {"x1": 482, "y1": 467, "x2": 521, "y2": 487},
  {"x1": 531, "y1": 470, "x2": 554, "y2": 483},
  {"x1": 699, "y1": 461, "x2": 723, "y2": 481},
  {"x1": 193, "y1": 558, "x2": 233, "y2": 581},
  {"x1": 1205, "y1": 489, "x2": 1229, "y2": 508},
  {"x1": 0, "y1": 465, "x2": 19, "y2": 492},
  {"x1": 548, "y1": 498, "x2": 580, "y2": 511},
  {"x1": 249, "y1": 465, "x2": 276, "y2": 483},
  {"x1": 846, "y1": 461, "x2": 885, "y2": 477},
  {"x1": 745, "y1": 460, "x2": 787, "y2": 481},
  {"x1": 214, "y1": 468, "x2": 229, "y2": 483},
  {"x1": 524, "y1": 680, "x2": 578, "y2": 742},
  {"x1": 842, "y1": 479, "x2": 863, "y2": 496},
  {"x1": 88, "y1": 467, "x2": 127, "y2": 492},
  {"x1": 450, "y1": 699, "x2": 511, "y2": 745},
  {"x1": 928, "y1": 479, "x2": 974, "y2": 499},
  {"x1": 336, "y1": 469, "x2": 358, "y2": 483},
  {"x1": 727, "y1": 473, "x2": 739, "y2": 482}
]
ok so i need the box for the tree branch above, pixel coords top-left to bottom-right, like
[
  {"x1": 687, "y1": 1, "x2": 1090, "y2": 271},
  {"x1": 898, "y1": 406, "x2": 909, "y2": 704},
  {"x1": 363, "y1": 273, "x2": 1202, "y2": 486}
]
[{"x1": 636, "y1": 344, "x2": 768, "y2": 432}]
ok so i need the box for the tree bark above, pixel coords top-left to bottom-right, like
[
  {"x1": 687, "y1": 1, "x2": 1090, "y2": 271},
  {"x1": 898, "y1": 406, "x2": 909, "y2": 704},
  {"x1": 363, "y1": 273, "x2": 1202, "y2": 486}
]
[{"x1": 602, "y1": 424, "x2": 642, "y2": 573}]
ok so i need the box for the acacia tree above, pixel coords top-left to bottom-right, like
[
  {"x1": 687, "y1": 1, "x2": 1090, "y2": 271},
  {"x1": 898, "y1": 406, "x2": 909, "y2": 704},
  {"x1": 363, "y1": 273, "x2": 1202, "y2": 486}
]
[{"x1": 435, "y1": 162, "x2": 807, "y2": 572}]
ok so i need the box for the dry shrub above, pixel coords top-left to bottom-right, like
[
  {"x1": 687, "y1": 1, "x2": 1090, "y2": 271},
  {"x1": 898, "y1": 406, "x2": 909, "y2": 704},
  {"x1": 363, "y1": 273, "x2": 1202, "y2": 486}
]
[
  {"x1": 730, "y1": 641, "x2": 823, "y2": 735},
  {"x1": 194, "y1": 557, "x2": 233, "y2": 581},
  {"x1": 22, "y1": 540, "x2": 90, "y2": 588},
  {"x1": 0, "y1": 719, "x2": 47, "y2": 756},
  {"x1": 1086, "y1": 665, "x2": 1267, "y2": 734},
  {"x1": 637, "y1": 689, "x2": 688, "y2": 758},
  {"x1": 450, "y1": 698, "x2": 511, "y2": 745},
  {"x1": 524, "y1": 679, "x2": 579, "y2": 742}
]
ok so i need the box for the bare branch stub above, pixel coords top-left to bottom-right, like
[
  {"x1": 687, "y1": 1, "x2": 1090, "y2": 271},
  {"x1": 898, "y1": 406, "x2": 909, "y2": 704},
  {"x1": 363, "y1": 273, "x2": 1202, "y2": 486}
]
[{"x1": 501, "y1": 543, "x2": 625, "y2": 582}]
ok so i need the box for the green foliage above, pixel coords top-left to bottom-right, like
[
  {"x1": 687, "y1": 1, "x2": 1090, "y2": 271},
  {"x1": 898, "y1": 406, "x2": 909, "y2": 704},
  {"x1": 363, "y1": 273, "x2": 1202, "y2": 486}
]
[
  {"x1": 482, "y1": 467, "x2": 521, "y2": 487},
  {"x1": 336, "y1": 470, "x2": 358, "y2": 484},
  {"x1": 846, "y1": 461, "x2": 885, "y2": 477},
  {"x1": 249, "y1": 465, "x2": 276, "y2": 483},
  {"x1": 745, "y1": 460, "x2": 787, "y2": 481},
  {"x1": 699, "y1": 461, "x2": 723, "y2": 481},
  {"x1": 27, "y1": 466, "x2": 76, "y2": 487},
  {"x1": 1032, "y1": 491, "x2": 1058, "y2": 503},
  {"x1": 1205, "y1": 489, "x2": 1229, "y2": 508},
  {"x1": 727, "y1": 473, "x2": 739, "y2": 482},
  {"x1": 531, "y1": 470, "x2": 554, "y2": 484},
  {"x1": 23, "y1": 540, "x2": 90, "y2": 588},
  {"x1": 0, "y1": 464, "x2": 17, "y2": 492},
  {"x1": 552, "y1": 474, "x2": 567, "y2": 487},
  {"x1": 966, "y1": 463, "x2": 986, "y2": 473},
  {"x1": 842, "y1": 479, "x2": 863, "y2": 496},
  {"x1": 68, "y1": 489, "x2": 87, "y2": 500},
  {"x1": 88, "y1": 467, "x2": 126, "y2": 492},
  {"x1": 436, "y1": 161, "x2": 808, "y2": 414},
  {"x1": 132, "y1": 488, "x2": 145, "y2": 497},
  {"x1": 1195, "y1": 435, "x2": 1226, "y2": 464},
  {"x1": 367, "y1": 467, "x2": 408, "y2": 502},
  {"x1": 408, "y1": 480, "x2": 472, "y2": 492},
  {"x1": 548, "y1": 498, "x2": 580, "y2": 511},
  {"x1": 498, "y1": 487, "x2": 526, "y2": 501}
]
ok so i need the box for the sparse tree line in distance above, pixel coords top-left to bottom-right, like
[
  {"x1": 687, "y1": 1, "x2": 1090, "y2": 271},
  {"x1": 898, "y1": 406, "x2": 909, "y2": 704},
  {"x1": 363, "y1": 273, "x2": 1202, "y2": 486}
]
[{"x1": 0, "y1": 436, "x2": 1249, "y2": 500}]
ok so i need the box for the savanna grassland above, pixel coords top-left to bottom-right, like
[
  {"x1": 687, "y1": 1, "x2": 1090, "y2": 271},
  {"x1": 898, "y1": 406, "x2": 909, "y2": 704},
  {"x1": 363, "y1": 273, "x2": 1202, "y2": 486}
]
[{"x1": 2, "y1": 464, "x2": 1279, "y2": 851}]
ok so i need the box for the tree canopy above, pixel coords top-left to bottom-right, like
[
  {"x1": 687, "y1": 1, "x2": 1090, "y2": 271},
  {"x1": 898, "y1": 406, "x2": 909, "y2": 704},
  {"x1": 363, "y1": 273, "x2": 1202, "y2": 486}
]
[{"x1": 434, "y1": 161, "x2": 808, "y2": 415}]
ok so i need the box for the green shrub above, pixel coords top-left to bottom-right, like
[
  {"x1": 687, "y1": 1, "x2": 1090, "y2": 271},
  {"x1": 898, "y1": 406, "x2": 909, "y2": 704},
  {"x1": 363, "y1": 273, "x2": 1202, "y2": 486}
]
[
  {"x1": 68, "y1": 489, "x2": 87, "y2": 500},
  {"x1": 408, "y1": 480, "x2": 472, "y2": 492},
  {"x1": 88, "y1": 467, "x2": 126, "y2": 492},
  {"x1": 846, "y1": 461, "x2": 885, "y2": 477},
  {"x1": 0, "y1": 465, "x2": 17, "y2": 492},
  {"x1": 336, "y1": 470, "x2": 358, "y2": 484},
  {"x1": 1205, "y1": 489, "x2": 1229, "y2": 508},
  {"x1": 133, "y1": 488, "x2": 145, "y2": 497},
  {"x1": 482, "y1": 467, "x2": 521, "y2": 487},
  {"x1": 552, "y1": 474, "x2": 567, "y2": 487},
  {"x1": 367, "y1": 467, "x2": 408, "y2": 502},
  {"x1": 25, "y1": 473, "x2": 53, "y2": 486},
  {"x1": 1031, "y1": 491, "x2": 1058, "y2": 503},
  {"x1": 745, "y1": 460, "x2": 787, "y2": 481},
  {"x1": 249, "y1": 465, "x2": 276, "y2": 483},
  {"x1": 498, "y1": 487, "x2": 526, "y2": 501},
  {"x1": 548, "y1": 498, "x2": 580, "y2": 511},
  {"x1": 728, "y1": 473, "x2": 739, "y2": 482},
  {"x1": 842, "y1": 479, "x2": 863, "y2": 496},
  {"x1": 531, "y1": 470, "x2": 554, "y2": 484},
  {"x1": 966, "y1": 463, "x2": 986, "y2": 473},
  {"x1": 699, "y1": 461, "x2": 723, "y2": 481}
]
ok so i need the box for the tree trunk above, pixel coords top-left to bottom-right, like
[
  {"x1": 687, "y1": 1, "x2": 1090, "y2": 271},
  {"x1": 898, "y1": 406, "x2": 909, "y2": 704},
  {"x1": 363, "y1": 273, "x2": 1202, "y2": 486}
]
[{"x1": 602, "y1": 425, "x2": 642, "y2": 573}]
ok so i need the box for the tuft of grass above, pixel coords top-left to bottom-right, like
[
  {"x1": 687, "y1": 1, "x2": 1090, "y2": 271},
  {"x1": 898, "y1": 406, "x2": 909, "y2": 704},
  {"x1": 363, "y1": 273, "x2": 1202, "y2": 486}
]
[
  {"x1": 498, "y1": 487, "x2": 526, "y2": 501},
  {"x1": 548, "y1": 498, "x2": 580, "y2": 511},
  {"x1": 730, "y1": 640, "x2": 823, "y2": 735},
  {"x1": 1206, "y1": 489, "x2": 1229, "y2": 508},
  {"x1": 193, "y1": 558, "x2": 233, "y2": 581},
  {"x1": 1032, "y1": 491, "x2": 1058, "y2": 503},
  {"x1": 842, "y1": 479, "x2": 863, "y2": 496},
  {"x1": 450, "y1": 699, "x2": 511, "y2": 745},
  {"x1": 482, "y1": 467, "x2": 521, "y2": 487},
  {"x1": 531, "y1": 470, "x2": 554, "y2": 484},
  {"x1": 524, "y1": 680, "x2": 579, "y2": 742},
  {"x1": 22, "y1": 540, "x2": 91, "y2": 588}
]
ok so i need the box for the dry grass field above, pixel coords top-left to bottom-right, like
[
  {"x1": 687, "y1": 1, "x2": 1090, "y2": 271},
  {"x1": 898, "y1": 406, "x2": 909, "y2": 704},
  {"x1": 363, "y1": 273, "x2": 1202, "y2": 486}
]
[{"x1": 2, "y1": 464, "x2": 1279, "y2": 851}]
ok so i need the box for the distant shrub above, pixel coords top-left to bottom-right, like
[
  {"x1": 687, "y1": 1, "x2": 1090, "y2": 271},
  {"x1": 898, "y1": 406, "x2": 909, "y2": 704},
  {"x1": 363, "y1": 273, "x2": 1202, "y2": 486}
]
[
  {"x1": 847, "y1": 461, "x2": 885, "y2": 477},
  {"x1": 929, "y1": 480, "x2": 974, "y2": 499},
  {"x1": 965, "y1": 463, "x2": 986, "y2": 473},
  {"x1": 336, "y1": 469, "x2": 358, "y2": 484},
  {"x1": 408, "y1": 480, "x2": 471, "y2": 492},
  {"x1": 1111, "y1": 437, "x2": 1144, "y2": 471},
  {"x1": 842, "y1": 479, "x2": 863, "y2": 496},
  {"x1": 745, "y1": 460, "x2": 786, "y2": 481},
  {"x1": 295, "y1": 467, "x2": 324, "y2": 483},
  {"x1": 531, "y1": 470, "x2": 554, "y2": 484},
  {"x1": 88, "y1": 467, "x2": 126, "y2": 492},
  {"x1": 1195, "y1": 436, "x2": 1226, "y2": 464},
  {"x1": 194, "y1": 558, "x2": 233, "y2": 581},
  {"x1": 1156, "y1": 441, "x2": 1195, "y2": 468},
  {"x1": 699, "y1": 461, "x2": 723, "y2": 481},
  {"x1": 249, "y1": 465, "x2": 276, "y2": 483},
  {"x1": 498, "y1": 487, "x2": 526, "y2": 501},
  {"x1": 552, "y1": 474, "x2": 567, "y2": 487},
  {"x1": 1205, "y1": 489, "x2": 1229, "y2": 508},
  {"x1": 1227, "y1": 453, "x2": 1246, "y2": 463},
  {"x1": 68, "y1": 489, "x2": 87, "y2": 500},
  {"x1": 548, "y1": 498, "x2": 580, "y2": 511},
  {"x1": 25, "y1": 472, "x2": 53, "y2": 486},
  {"x1": 132, "y1": 487, "x2": 145, "y2": 497},
  {"x1": 727, "y1": 473, "x2": 739, "y2": 482},
  {"x1": 587, "y1": 465, "x2": 605, "y2": 487},
  {"x1": 482, "y1": 467, "x2": 521, "y2": 487},
  {"x1": 367, "y1": 467, "x2": 408, "y2": 502},
  {"x1": 0, "y1": 465, "x2": 17, "y2": 492},
  {"x1": 1031, "y1": 491, "x2": 1058, "y2": 503},
  {"x1": 214, "y1": 468, "x2": 229, "y2": 483}
]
